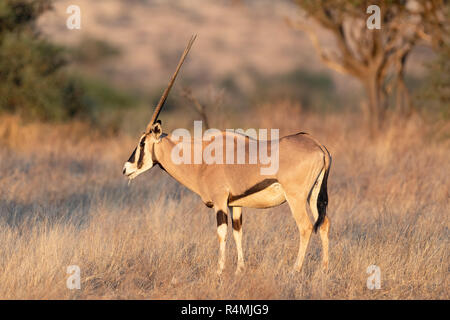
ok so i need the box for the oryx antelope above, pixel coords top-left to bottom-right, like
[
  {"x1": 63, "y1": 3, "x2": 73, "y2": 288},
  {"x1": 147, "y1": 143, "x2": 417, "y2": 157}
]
[{"x1": 123, "y1": 35, "x2": 332, "y2": 274}]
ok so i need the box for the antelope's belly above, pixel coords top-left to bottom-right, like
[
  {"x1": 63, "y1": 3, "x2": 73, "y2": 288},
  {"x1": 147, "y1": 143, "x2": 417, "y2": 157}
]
[{"x1": 228, "y1": 183, "x2": 286, "y2": 209}]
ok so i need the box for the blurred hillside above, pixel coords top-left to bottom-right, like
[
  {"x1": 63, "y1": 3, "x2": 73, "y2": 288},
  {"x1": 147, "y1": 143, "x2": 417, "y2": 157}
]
[
  {"x1": 36, "y1": 1, "x2": 440, "y2": 126},
  {"x1": 38, "y1": 1, "x2": 340, "y2": 88}
]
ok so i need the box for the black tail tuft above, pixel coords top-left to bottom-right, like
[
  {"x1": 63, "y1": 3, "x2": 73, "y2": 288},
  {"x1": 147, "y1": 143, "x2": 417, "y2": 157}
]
[{"x1": 313, "y1": 167, "x2": 329, "y2": 233}]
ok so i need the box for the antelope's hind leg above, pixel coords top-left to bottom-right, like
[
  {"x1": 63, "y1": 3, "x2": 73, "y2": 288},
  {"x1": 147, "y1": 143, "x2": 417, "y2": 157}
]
[
  {"x1": 231, "y1": 207, "x2": 245, "y2": 274},
  {"x1": 318, "y1": 216, "x2": 329, "y2": 271},
  {"x1": 285, "y1": 192, "x2": 313, "y2": 272},
  {"x1": 308, "y1": 169, "x2": 330, "y2": 272}
]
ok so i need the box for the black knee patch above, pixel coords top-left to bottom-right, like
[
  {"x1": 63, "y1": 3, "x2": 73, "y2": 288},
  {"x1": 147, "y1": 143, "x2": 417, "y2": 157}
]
[
  {"x1": 216, "y1": 210, "x2": 228, "y2": 226},
  {"x1": 205, "y1": 201, "x2": 214, "y2": 208},
  {"x1": 232, "y1": 215, "x2": 242, "y2": 231}
]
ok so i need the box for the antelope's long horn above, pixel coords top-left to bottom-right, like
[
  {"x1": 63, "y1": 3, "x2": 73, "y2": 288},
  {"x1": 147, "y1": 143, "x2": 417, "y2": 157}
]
[{"x1": 146, "y1": 34, "x2": 197, "y2": 133}]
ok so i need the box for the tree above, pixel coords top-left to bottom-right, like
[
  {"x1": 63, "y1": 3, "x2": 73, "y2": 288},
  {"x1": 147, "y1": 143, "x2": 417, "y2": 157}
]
[
  {"x1": 181, "y1": 87, "x2": 211, "y2": 130},
  {"x1": 288, "y1": 0, "x2": 448, "y2": 134}
]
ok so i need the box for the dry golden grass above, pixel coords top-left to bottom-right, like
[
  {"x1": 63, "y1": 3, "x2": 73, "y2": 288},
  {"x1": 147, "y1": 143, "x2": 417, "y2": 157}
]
[{"x1": 0, "y1": 108, "x2": 448, "y2": 299}]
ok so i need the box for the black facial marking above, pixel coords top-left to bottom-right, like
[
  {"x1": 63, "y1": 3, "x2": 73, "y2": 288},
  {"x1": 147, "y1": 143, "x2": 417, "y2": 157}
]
[
  {"x1": 127, "y1": 147, "x2": 137, "y2": 163},
  {"x1": 137, "y1": 136, "x2": 146, "y2": 169},
  {"x1": 228, "y1": 178, "x2": 278, "y2": 202},
  {"x1": 216, "y1": 210, "x2": 228, "y2": 226}
]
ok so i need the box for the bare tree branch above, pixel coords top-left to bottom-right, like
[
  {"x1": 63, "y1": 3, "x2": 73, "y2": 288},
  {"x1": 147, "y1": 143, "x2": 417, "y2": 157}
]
[
  {"x1": 290, "y1": 0, "x2": 447, "y2": 133},
  {"x1": 181, "y1": 87, "x2": 211, "y2": 130},
  {"x1": 285, "y1": 17, "x2": 360, "y2": 76}
]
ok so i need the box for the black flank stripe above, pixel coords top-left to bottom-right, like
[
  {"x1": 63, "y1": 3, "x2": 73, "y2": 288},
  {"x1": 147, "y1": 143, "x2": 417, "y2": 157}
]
[{"x1": 229, "y1": 178, "x2": 278, "y2": 202}]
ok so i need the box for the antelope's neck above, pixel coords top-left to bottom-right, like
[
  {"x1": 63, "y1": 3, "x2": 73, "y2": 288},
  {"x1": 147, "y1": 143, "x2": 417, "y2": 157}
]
[{"x1": 154, "y1": 137, "x2": 201, "y2": 195}]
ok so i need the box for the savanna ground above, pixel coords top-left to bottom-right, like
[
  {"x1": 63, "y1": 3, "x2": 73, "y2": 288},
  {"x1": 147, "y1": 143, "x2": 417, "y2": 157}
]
[{"x1": 0, "y1": 106, "x2": 448, "y2": 299}]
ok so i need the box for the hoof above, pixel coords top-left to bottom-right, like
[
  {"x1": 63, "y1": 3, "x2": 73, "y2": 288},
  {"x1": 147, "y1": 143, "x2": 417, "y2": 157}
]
[
  {"x1": 292, "y1": 262, "x2": 303, "y2": 273},
  {"x1": 234, "y1": 265, "x2": 245, "y2": 275},
  {"x1": 292, "y1": 266, "x2": 302, "y2": 274}
]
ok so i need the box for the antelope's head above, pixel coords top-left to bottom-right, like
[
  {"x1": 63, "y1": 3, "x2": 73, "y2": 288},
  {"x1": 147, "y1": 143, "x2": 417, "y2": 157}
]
[
  {"x1": 122, "y1": 121, "x2": 163, "y2": 180},
  {"x1": 123, "y1": 35, "x2": 196, "y2": 181}
]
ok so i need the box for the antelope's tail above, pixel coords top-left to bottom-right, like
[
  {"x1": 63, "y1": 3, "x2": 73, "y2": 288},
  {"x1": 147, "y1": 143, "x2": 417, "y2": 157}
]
[{"x1": 313, "y1": 145, "x2": 331, "y2": 233}]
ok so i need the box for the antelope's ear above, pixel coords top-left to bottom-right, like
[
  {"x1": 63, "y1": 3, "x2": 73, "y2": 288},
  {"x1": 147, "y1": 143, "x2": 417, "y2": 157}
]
[{"x1": 151, "y1": 120, "x2": 162, "y2": 139}]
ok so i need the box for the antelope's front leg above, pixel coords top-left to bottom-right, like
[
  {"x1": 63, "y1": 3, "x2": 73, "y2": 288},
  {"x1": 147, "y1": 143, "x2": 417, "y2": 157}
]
[
  {"x1": 232, "y1": 207, "x2": 245, "y2": 274},
  {"x1": 216, "y1": 209, "x2": 228, "y2": 275}
]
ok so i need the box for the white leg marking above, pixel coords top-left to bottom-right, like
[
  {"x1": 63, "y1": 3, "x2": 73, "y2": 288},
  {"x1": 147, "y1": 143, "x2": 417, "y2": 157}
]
[
  {"x1": 232, "y1": 207, "x2": 245, "y2": 274},
  {"x1": 217, "y1": 223, "x2": 227, "y2": 275}
]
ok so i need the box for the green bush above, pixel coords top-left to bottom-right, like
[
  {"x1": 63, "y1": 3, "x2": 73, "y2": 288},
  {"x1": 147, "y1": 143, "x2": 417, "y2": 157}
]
[
  {"x1": 0, "y1": 0, "x2": 137, "y2": 126},
  {"x1": 0, "y1": 0, "x2": 67, "y2": 120},
  {"x1": 0, "y1": 31, "x2": 69, "y2": 120}
]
